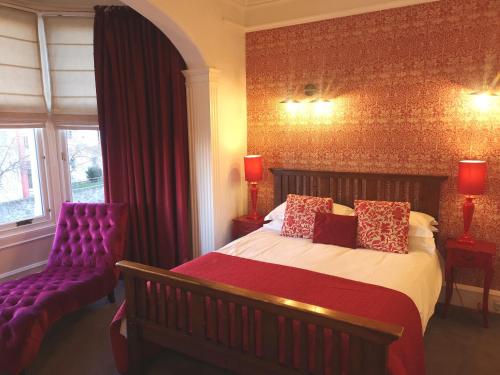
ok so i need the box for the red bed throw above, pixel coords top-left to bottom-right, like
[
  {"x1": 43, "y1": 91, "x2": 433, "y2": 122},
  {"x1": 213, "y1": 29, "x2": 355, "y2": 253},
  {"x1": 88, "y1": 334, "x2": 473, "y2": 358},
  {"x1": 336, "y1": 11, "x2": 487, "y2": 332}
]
[{"x1": 110, "y1": 253, "x2": 424, "y2": 375}]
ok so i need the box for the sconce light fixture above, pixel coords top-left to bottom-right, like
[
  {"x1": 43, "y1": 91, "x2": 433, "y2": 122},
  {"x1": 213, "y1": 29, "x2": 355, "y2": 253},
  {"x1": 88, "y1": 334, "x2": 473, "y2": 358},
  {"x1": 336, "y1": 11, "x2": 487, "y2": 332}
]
[
  {"x1": 279, "y1": 84, "x2": 334, "y2": 121},
  {"x1": 470, "y1": 72, "x2": 499, "y2": 111}
]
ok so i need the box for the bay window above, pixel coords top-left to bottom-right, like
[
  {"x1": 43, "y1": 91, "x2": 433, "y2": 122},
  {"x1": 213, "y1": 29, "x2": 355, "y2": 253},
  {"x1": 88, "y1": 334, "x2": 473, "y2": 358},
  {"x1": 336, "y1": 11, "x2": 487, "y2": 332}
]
[
  {"x1": 0, "y1": 127, "x2": 50, "y2": 228},
  {"x1": 59, "y1": 128, "x2": 104, "y2": 203},
  {"x1": 0, "y1": 3, "x2": 102, "y2": 239}
]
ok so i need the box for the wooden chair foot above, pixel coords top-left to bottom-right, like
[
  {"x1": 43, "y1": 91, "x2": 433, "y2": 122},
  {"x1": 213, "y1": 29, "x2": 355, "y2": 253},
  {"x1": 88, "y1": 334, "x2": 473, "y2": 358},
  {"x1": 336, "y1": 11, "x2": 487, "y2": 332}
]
[{"x1": 107, "y1": 290, "x2": 116, "y2": 303}]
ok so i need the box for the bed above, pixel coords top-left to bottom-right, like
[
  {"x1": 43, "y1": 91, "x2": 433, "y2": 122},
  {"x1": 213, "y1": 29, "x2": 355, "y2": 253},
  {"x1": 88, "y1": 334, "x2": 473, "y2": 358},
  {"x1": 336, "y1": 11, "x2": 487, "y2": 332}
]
[{"x1": 116, "y1": 169, "x2": 447, "y2": 375}]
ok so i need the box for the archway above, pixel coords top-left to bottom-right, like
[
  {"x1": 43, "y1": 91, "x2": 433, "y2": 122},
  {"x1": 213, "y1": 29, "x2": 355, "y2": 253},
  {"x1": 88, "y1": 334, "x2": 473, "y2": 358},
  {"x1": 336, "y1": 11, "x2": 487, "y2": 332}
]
[{"x1": 122, "y1": 0, "x2": 219, "y2": 258}]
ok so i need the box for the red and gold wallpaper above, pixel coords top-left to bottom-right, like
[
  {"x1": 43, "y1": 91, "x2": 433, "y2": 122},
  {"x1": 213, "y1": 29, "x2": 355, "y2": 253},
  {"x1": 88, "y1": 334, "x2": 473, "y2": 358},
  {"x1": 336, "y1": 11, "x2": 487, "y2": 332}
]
[{"x1": 246, "y1": 0, "x2": 500, "y2": 288}]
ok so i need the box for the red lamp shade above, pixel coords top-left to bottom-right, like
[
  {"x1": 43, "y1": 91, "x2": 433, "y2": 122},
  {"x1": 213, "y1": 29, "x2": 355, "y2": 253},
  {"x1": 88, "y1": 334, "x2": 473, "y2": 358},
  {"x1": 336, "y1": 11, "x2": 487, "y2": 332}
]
[
  {"x1": 458, "y1": 160, "x2": 487, "y2": 195},
  {"x1": 244, "y1": 155, "x2": 263, "y2": 182}
]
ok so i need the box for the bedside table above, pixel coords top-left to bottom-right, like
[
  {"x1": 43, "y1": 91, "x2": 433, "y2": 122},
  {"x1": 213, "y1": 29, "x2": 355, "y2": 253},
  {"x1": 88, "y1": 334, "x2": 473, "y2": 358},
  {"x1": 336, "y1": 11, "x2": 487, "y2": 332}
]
[
  {"x1": 443, "y1": 239, "x2": 496, "y2": 328},
  {"x1": 232, "y1": 216, "x2": 266, "y2": 240}
]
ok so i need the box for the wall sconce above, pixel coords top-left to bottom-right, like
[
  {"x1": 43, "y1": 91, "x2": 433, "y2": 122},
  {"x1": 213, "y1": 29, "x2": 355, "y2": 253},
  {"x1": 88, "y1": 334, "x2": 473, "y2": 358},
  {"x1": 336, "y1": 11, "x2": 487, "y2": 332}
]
[
  {"x1": 279, "y1": 84, "x2": 334, "y2": 122},
  {"x1": 470, "y1": 72, "x2": 499, "y2": 111}
]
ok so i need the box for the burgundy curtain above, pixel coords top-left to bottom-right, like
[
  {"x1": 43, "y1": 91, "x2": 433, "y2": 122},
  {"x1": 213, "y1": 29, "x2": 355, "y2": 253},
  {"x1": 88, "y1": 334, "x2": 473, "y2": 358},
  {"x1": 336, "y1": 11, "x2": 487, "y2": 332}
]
[{"x1": 94, "y1": 6, "x2": 190, "y2": 268}]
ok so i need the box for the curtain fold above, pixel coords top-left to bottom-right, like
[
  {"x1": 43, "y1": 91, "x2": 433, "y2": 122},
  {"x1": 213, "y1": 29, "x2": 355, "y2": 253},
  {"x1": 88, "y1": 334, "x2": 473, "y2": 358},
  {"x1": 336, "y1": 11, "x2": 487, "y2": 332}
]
[{"x1": 94, "y1": 6, "x2": 190, "y2": 268}]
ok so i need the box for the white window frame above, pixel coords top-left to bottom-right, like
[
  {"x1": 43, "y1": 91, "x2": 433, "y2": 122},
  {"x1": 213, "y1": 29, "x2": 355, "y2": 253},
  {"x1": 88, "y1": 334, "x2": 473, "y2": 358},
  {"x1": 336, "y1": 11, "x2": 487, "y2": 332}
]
[
  {"x1": 0, "y1": 4, "x2": 97, "y2": 248},
  {"x1": 0, "y1": 123, "x2": 54, "y2": 235},
  {"x1": 56, "y1": 123, "x2": 101, "y2": 203}
]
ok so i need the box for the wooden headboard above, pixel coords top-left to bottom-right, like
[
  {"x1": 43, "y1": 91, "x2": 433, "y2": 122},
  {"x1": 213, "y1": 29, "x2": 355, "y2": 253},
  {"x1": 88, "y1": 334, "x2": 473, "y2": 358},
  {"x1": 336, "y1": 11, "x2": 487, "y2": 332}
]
[{"x1": 270, "y1": 169, "x2": 448, "y2": 219}]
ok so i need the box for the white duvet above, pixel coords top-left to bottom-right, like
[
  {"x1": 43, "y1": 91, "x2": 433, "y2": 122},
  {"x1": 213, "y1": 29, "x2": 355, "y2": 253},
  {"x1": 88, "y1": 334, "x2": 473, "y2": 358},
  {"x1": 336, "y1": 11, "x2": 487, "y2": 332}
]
[{"x1": 217, "y1": 227, "x2": 443, "y2": 333}]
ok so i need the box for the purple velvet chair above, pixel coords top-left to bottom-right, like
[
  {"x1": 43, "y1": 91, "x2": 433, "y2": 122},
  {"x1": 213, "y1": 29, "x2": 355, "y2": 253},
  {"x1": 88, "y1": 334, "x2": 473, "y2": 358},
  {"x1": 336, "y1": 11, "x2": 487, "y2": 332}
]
[{"x1": 0, "y1": 203, "x2": 128, "y2": 375}]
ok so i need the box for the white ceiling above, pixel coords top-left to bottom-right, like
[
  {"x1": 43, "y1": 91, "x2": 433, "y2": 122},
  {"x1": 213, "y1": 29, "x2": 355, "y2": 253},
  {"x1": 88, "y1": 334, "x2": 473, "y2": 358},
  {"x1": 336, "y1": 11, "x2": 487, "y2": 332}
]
[
  {"x1": 239, "y1": 0, "x2": 438, "y2": 30},
  {"x1": 5, "y1": 0, "x2": 438, "y2": 30},
  {"x1": 4, "y1": 0, "x2": 121, "y2": 11}
]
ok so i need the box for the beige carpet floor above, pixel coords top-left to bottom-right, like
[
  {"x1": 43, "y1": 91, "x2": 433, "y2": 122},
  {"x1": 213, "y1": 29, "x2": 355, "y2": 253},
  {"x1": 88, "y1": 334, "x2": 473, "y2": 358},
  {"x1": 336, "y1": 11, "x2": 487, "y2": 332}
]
[{"x1": 24, "y1": 283, "x2": 500, "y2": 375}]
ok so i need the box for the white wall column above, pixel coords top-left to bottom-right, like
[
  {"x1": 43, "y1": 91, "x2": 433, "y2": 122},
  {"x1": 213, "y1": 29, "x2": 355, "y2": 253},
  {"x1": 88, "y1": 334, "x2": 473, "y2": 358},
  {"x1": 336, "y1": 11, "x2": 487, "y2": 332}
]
[{"x1": 183, "y1": 68, "x2": 220, "y2": 258}]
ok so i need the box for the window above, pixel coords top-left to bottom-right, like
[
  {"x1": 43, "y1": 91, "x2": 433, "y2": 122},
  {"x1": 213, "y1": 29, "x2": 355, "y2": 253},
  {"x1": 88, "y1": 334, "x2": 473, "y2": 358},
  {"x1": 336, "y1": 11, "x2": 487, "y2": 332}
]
[
  {"x1": 0, "y1": 128, "x2": 49, "y2": 227},
  {"x1": 60, "y1": 129, "x2": 104, "y2": 203},
  {"x1": 0, "y1": 3, "x2": 99, "y2": 239}
]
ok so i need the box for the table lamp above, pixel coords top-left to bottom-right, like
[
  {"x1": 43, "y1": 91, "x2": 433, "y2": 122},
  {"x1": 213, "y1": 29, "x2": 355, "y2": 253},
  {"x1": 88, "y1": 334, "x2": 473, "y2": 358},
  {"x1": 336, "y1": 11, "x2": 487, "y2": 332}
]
[
  {"x1": 244, "y1": 155, "x2": 263, "y2": 220},
  {"x1": 457, "y1": 160, "x2": 487, "y2": 244}
]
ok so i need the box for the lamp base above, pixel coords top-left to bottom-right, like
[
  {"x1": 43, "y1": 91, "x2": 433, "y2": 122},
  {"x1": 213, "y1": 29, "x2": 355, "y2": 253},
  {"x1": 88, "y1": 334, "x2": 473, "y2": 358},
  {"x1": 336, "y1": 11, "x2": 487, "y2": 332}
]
[
  {"x1": 458, "y1": 196, "x2": 475, "y2": 245},
  {"x1": 248, "y1": 182, "x2": 260, "y2": 221}
]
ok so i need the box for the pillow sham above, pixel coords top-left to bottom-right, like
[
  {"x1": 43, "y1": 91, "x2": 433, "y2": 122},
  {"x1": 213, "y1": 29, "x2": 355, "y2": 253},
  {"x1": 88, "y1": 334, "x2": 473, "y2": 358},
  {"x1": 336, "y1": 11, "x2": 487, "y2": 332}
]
[
  {"x1": 262, "y1": 219, "x2": 283, "y2": 232},
  {"x1": 265, "y1": 201, "x2": 353, "y2": 221},
  {"x1": 408, "y1": 236, "x2": 437, "y2": 254},
  {"x1": 312, "y1": 212, "x2": 358, "y2": 248},
  {"x1": 409, "y1": 211, "x2": 438, "y2": 238},
  {"x1": 354, "y1": 200, "x2": 411, "y2": 254},
  {"x1": 281, "y1": 194, "x2": 333, "y2": 239}
]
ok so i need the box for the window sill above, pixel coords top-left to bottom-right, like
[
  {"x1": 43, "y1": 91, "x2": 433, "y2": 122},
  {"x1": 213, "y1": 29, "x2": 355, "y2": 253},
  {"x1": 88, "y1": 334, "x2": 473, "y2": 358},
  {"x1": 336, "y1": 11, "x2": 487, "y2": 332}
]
[{"x1": 0, "y1": 222, "x2": 56, "y2": 251}]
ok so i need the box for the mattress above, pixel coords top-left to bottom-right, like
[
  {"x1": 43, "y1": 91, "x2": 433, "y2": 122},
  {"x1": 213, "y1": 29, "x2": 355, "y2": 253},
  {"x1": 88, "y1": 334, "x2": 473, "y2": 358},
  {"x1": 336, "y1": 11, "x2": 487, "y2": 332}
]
[{"x1": 217, "y1": 226, "x2": 443, "y2": 332}]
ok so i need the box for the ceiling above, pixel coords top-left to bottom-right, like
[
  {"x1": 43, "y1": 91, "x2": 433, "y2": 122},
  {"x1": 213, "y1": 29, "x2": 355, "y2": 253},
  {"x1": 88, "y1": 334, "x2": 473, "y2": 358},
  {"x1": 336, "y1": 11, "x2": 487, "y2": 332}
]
[
  {"x1": 4, "y1": 0, "x2": 438, "y2": 29},
  {"x1": 3, "y1": 0, "x2": 121, "y2": 11},
  {"x1": 237, "y1": 0, "x2": 438, "y2": 30}
]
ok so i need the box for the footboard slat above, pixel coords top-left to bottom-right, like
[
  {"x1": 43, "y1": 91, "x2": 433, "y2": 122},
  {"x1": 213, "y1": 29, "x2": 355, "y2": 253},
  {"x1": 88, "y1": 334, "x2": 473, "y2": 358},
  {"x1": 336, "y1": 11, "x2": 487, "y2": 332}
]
[
  {"x1": 149, "y1": 282, "x2": 157, "y2": 322},
  {"x1": 118, "y1": 260, "x2": 403, "y2": 375},
  {"x1": 248, "y1": 307, "x2": 256, "y2": 355},
  {"x1": 315, "y1": 326, "x2": 324, "y2": 375},
  {"x1": 217, "y1": 299, "x2": 229, "y2": 346},
  {"x1": 300, "y1": 321, "x2": 308, "y2": 372},
  {"x1": 190, "y1": 292, "x2": 205, "y2": 336},
  {"x1": 137, "y1": 279, "x2": 147, "y2": 319},
  {"x1": 261, "y1": 310, "x2": 278, "y2": 362},
  {"x1": 349, "y1": 335, "x2": 363, "y2": 375},
  {"x1": 158, "y1": 284, "x2": 167, "y2": 326},
  {"x1": 167, "y1": 286, "x2": 176, "y2": 329},
  {"x1": 177, "y1": 289, "x2": 187, "y2": 331},
  {"x1": 230, "y1": 302, "x2": 240, "y2": 349},
  {"x1": 331, "y1": 331, "x2": 342, "y2": 375},
  {"x1": 284, "y1": 317, "x2": 293, "y2": 368}
]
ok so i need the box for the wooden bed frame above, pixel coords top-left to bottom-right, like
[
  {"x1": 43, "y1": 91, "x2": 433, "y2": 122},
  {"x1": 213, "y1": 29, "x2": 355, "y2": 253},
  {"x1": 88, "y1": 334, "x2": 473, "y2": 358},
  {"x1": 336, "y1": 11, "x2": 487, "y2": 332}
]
[{"x1": 117, "y1": 169, "x2": 447, "y2": 375}]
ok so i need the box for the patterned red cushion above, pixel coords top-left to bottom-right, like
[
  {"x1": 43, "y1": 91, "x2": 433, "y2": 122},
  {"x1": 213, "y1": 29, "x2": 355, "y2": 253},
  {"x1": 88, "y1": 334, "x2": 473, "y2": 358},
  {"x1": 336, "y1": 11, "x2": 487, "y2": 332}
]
[
  {"x1": 281, "y1": 194, "x2": 333, "y2": 239},
  {"x1": 354, "y1": 200, "x2": 410, "y2": 254}
]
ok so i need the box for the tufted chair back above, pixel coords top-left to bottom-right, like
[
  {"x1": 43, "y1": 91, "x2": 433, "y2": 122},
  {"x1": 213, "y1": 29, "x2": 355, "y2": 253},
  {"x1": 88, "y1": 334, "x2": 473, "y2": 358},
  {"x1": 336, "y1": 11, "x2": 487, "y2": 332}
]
[{"x1": 48, "y1": 203, "x2": 128, "y2": 275}]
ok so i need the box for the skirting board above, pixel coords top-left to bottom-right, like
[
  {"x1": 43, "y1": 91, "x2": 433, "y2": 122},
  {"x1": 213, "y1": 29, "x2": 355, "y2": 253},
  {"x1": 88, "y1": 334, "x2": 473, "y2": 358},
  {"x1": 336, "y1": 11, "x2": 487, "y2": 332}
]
[
  {"x1": 0, "y1": 260, "x2": 48, "y2": 282},
  {"x1": 439, "y1": 282, "x2": 500, "y2": 314},
  {"x1": 1, "y1": 261, "x2": 499, "y2": 315}
]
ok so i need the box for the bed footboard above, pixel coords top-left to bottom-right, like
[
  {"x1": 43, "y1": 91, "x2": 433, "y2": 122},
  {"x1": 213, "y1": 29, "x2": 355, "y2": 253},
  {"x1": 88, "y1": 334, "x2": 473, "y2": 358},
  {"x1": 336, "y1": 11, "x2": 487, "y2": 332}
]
[{"x1": 117, "y1": 260, "x2": 403, "y2": 375}]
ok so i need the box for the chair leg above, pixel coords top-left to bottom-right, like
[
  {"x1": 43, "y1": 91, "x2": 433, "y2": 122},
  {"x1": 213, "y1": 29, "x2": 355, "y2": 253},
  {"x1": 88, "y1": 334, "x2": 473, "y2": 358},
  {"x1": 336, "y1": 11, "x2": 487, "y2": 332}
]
[{"x1": 107, "y1": 290, "x2": 116, "y2": 303}]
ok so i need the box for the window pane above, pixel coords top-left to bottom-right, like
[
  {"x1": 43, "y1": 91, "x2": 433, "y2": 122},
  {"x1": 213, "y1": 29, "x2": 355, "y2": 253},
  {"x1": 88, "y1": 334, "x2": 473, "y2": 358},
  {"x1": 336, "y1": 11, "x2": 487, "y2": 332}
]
[
  {"x1": 0, "y1": 128, "x2": 44, "y2": 225},
  {"x1": 65, "y1": 129, "x2": 104, "y2": 203}
]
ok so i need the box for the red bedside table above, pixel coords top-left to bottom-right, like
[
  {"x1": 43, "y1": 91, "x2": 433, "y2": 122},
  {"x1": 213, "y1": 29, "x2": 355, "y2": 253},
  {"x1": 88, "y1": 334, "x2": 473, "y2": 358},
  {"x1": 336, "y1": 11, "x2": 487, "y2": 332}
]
[
  {"x1": 232, "y1": 215, "x2": 266, "y2": 240},
  {"x1": 443, "y1": 239, "x2": 496, "y2": 328}
]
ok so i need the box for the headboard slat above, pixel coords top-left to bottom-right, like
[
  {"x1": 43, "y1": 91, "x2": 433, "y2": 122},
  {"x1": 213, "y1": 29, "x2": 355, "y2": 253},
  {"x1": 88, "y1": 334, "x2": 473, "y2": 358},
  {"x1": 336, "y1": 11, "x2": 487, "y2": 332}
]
[{"x1": 270, "y1": 169, "x2": 447, "y2": 219}]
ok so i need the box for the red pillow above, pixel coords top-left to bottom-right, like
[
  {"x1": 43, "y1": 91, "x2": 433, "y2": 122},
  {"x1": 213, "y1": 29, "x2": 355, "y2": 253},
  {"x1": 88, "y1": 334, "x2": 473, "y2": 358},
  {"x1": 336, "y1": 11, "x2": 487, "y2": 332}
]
[
  {"x1": 312, "y1": 212, "x2": 358, "y2": 249},
  {"x1": 354, "y1": 200, "x2": 411, "y2": 254},
  {"x1": 281, "y1": 194, "x2": 333, "y2": 239}
]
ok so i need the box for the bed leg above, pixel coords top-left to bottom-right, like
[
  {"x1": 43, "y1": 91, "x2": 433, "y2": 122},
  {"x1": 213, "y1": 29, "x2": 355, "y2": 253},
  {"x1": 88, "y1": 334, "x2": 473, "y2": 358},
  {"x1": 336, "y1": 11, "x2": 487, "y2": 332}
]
[
  {"x1": 107, "y1": 290, "x2": 116, "y2": 303},
  {"x1": 127, "y1": 319, "x2": 142, "y2": 374}
]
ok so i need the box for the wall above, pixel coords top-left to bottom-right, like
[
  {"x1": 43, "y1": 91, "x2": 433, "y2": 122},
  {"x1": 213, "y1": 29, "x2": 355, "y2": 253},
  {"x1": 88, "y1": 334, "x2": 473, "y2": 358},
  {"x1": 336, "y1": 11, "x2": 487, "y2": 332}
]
[{"x1": 246, "y1": 0, "x2": 500, "y2": 289}]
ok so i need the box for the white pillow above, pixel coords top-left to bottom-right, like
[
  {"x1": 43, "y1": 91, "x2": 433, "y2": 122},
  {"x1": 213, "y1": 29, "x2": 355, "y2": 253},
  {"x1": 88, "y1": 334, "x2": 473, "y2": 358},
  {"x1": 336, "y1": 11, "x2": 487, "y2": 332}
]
[
  {"x1": 262, "y1": 220, "x2": 283, "y2": 232},
  {"x1": 408, "y1": 235, "x2": 437, "y2": 254},
  {"x1": 264, "y1": 201, "x2": 438, "y2": 238},
  {"x1": 264, "y1": 201, "x2": 354, "y2": 222},
  {"x1": 334, "y1": 203, "x2": 355, "y2": 216},
  {"x1": 264, "y1": 202, "x2": 286, "y2": 221},
  {"x1": 409, "y1": 211, "x2": 438, "y2": 238}
]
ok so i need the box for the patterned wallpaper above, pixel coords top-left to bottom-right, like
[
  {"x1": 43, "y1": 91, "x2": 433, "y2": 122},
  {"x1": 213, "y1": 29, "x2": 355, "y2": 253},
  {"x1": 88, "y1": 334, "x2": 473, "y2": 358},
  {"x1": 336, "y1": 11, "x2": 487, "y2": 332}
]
[{"x1": 246, "y1": 0, "x2": 500, "y2": 289}]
